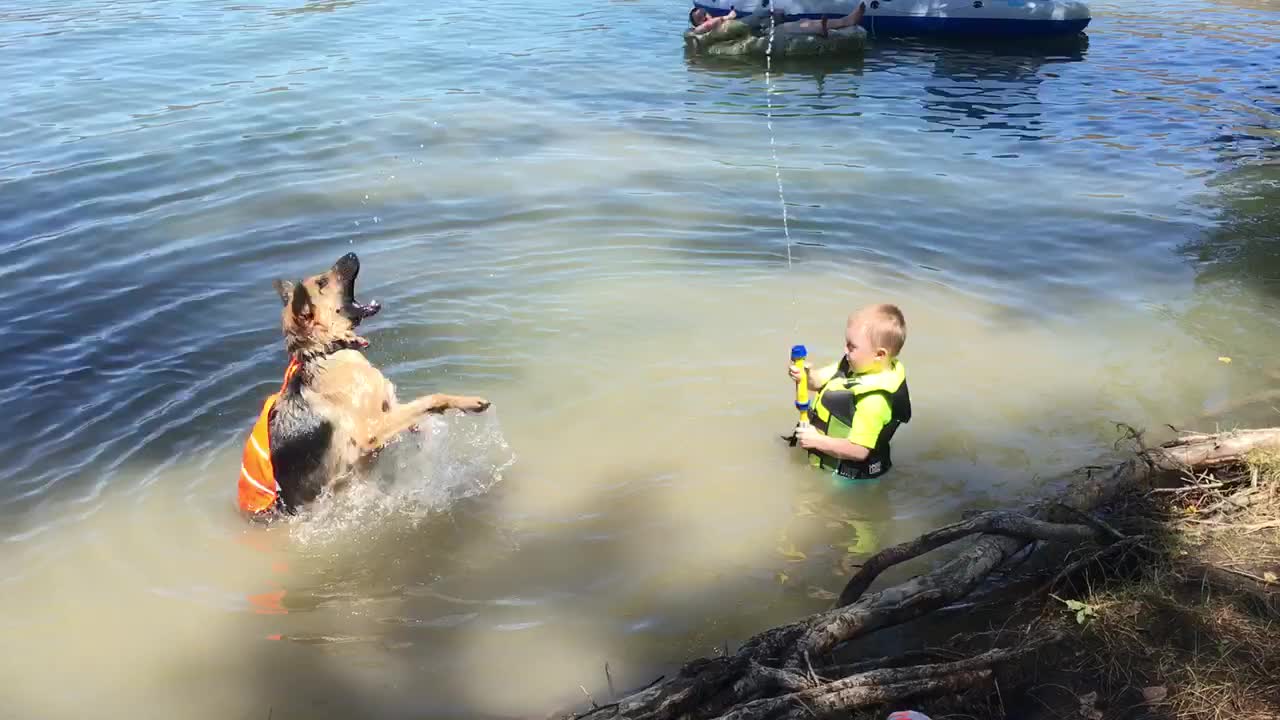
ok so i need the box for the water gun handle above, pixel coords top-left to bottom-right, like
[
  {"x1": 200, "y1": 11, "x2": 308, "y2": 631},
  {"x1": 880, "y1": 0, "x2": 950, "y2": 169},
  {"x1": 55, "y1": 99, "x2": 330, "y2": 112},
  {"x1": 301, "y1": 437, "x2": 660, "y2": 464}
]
[{"x1": 791, "y1": 344, "x2": 810, "y2": 427}]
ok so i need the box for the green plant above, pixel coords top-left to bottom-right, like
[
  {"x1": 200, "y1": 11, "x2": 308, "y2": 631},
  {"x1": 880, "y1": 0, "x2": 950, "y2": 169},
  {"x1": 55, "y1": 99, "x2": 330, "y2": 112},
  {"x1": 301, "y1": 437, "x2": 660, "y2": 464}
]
[{"x1": 1052, "y1": 594, "x2": 1098, "y2": 624}]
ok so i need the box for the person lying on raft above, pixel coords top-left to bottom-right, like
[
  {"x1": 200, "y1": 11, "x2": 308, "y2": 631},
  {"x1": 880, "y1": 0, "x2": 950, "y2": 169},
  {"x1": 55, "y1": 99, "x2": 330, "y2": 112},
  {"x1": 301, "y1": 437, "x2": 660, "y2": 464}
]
[{"x1": 688, "y1": 2, "x2": 866, "y2": 37}]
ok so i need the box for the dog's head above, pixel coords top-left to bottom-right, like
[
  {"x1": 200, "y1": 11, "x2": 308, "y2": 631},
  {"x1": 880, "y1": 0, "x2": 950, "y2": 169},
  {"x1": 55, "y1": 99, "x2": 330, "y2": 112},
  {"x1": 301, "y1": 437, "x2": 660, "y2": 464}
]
[{"x1": 272, "y1": 252, "x2": 381, "y2": 358}]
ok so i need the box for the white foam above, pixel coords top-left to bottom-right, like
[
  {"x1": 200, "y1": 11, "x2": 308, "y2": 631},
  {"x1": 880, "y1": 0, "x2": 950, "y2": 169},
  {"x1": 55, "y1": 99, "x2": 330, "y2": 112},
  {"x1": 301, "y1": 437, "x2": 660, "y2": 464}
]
[{"x1": 288, "y1": 410, "x2": 515, "y2": 546}]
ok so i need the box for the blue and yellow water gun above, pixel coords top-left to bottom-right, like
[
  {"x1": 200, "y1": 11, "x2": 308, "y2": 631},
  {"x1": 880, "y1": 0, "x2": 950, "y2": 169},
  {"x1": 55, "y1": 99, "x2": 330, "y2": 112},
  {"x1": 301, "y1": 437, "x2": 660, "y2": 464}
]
[{"x1": 783, "y1": 344, "x2": 809, "y2": 445}]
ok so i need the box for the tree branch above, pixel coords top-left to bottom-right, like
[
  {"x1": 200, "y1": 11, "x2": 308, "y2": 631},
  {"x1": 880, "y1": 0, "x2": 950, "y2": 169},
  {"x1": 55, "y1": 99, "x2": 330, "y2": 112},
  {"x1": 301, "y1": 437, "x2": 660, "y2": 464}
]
[
  {"x1": 713, "y1": 636, "x2": 1058, "y2": 720},
  {"x1": 837, "y1": 511, "x2": 1104, "y2": 606},
  {"x1": 796, "y1": 533, "x2": 1030, "y2": 665},
  {"x1": 1148, "y1": 429, "x2": 1280, "y2": 471}
]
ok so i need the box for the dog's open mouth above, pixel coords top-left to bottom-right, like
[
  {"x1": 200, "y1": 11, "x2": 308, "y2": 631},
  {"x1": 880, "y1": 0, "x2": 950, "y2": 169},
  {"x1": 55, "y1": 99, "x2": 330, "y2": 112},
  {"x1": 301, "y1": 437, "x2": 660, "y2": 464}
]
[{"x1": 334, "y1": 252, "x2": 381, "y2": 325}]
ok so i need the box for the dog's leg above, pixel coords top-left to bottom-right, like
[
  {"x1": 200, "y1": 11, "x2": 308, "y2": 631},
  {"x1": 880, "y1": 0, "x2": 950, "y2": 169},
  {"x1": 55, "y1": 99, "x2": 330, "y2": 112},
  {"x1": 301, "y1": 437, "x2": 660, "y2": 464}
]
[
  {"x1": 361, "y1": 394, "x2": 490, "y2": 454},
  {"x1": 414, "y1": 393, "x2": 490, "y2": 415}
]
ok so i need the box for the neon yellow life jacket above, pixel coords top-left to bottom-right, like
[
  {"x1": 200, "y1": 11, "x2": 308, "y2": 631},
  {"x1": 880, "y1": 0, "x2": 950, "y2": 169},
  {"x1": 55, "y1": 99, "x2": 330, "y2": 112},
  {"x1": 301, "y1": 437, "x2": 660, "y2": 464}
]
[{"x1": 807, "y1": 357, "x2": 911, "y2": 480}]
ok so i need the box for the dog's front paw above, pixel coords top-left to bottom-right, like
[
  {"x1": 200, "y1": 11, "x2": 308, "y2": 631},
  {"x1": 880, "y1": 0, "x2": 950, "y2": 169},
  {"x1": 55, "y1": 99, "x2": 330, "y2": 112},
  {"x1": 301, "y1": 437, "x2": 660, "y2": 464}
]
[{"x1": 457, "y1": 396, "x2": 491, "y2": 413}]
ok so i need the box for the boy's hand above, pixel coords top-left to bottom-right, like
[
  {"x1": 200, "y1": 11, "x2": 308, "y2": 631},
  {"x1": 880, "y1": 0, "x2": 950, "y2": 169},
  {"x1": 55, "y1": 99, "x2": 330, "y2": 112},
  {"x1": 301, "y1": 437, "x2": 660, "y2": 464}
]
[
  {"x1": 794, "y1": 425, "x2": 825, "y2": 451},
  {"x1": 788, "y1": 362, "x2": 807, "y2": 384}
]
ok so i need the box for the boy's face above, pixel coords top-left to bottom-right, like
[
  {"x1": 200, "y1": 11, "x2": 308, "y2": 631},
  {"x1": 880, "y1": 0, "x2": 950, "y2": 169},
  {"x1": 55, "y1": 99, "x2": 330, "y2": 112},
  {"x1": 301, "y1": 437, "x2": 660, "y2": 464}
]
[
  {"x1": 691, "y1": 8, "x2": 708, "y2": 24},
  {"x1": 844, "y1": 318, "x2": 887, "y2": 373}
]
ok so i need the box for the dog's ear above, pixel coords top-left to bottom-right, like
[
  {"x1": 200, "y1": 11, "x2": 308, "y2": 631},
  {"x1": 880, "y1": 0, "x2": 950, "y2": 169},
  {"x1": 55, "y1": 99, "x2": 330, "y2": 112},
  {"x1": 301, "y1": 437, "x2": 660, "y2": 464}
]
[
  {"x1": 289, "y1": 282, "x2": 314, "y2": 320},
  {"x1": 272, "y1": 279, "x2": 295, "y2": 307}
]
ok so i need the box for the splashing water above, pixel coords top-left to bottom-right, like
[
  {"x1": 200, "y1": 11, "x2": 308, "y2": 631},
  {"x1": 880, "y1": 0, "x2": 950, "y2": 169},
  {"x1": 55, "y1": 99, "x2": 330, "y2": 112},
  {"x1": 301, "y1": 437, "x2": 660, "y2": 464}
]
[
  {"x1": 764, "y1": 3, "x2": 800, "y2": 344},
  {"x1": 288, "y1": 411, "x2": 516, "y2": 546},
  {"x1": 764, "y1": 4, "x2": 793, "y2": 274}
]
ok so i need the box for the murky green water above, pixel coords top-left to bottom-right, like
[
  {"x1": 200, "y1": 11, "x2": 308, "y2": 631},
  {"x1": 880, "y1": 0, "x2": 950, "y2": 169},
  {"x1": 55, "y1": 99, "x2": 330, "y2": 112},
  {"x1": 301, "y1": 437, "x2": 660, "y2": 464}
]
[{"x1": 1, "y1": 0, "x2": 1278, "y2": 716}]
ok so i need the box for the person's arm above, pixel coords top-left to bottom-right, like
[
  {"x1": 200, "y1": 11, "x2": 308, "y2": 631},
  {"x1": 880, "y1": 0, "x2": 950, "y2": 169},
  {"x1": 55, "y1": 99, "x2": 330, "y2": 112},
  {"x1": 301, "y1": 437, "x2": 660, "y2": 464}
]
[
  {"x1": 795, "y1": 393, "x2": 890, "y2": 461},
  {"x1": 788, "y1": 359, "x2": 838, "y2": 390},
  {"x1": 806, "y1": 361, "x2": 839, "y2": 391},
  {"x1": 694, "y1": 9, "x2": 741, "y2": 33},
  {"x1": 797, "y1": 431, "x2": 871, "y2": 461}
]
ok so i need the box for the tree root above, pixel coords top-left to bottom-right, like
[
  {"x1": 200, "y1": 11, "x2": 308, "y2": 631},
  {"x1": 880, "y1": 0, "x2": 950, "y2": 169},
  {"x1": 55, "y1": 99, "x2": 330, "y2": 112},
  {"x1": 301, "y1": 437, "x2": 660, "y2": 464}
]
[
  {"x1": 837, "y1": 511, "x2": 1106, "y2": 606},
  {"x1": 711, "y1": 636, "x2": 1057, "y2": 720}
]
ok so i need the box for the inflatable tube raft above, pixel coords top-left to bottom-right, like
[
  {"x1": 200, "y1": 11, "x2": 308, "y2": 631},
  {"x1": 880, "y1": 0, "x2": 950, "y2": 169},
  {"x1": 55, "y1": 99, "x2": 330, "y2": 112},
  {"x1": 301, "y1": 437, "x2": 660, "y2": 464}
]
[
  {"x1": 684, "y1": 18, "x2": 867, "y2": 57},
  {"x1": 692, "y1": 0, "x2": 1091, "y2": 38}
]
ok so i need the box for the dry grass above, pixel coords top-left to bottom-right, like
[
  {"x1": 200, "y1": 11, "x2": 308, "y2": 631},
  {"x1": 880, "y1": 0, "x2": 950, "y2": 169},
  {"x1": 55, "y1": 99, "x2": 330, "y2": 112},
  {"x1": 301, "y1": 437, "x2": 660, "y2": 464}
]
[{"x1": 1026, "y1": 450, "x2": 1280, "y2": 720}]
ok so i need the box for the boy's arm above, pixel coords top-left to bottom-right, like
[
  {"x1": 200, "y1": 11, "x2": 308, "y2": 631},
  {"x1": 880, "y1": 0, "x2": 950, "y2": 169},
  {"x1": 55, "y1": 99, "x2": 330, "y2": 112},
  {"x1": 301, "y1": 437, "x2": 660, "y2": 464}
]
[
  {"x1": 802, "y1": 433, "x2": 871, "y2": 461},
  {"x1": 797, "y1": 393, "x2": 890, "y2": 461},
  {"x1": 806, "y1": 361, "x2": 840, "y2": 391}
]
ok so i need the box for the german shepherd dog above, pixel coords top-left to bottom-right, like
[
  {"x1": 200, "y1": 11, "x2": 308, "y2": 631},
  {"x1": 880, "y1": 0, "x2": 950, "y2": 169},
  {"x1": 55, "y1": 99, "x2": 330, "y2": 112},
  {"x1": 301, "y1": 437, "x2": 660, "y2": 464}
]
[{"x1": 246, "y1": 252, "x2": 490, "y2": 514}]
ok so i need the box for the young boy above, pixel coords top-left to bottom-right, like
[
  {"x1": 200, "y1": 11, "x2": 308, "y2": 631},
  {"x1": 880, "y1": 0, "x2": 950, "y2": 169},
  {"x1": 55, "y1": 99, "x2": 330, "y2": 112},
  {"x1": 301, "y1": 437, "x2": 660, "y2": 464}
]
[{"x1": 789, "y1": 303, "x2": 912, "y2": 480}]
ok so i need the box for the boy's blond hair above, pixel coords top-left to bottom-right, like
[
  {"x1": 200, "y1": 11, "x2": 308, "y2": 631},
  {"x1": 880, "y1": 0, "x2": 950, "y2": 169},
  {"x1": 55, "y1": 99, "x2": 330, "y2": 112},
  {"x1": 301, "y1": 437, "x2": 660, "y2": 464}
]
[{"x1": 851, "y1": 303, "x2": 907, "y2": 357}]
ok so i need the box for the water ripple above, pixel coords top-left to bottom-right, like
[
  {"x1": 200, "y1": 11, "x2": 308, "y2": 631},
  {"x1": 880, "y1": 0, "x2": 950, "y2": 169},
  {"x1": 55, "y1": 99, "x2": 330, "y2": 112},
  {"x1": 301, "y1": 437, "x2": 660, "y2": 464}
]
[{"x1": 1, "y1": 0, "x2": 1278, "y2": 714}]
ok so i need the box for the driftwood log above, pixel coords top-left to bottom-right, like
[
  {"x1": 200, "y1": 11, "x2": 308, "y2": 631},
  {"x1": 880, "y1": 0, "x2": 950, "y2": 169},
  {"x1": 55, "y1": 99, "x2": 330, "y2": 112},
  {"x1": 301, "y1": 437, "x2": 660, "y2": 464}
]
[{"x1": 552, "y1": 428, "x2": 1280, "y2": 720}]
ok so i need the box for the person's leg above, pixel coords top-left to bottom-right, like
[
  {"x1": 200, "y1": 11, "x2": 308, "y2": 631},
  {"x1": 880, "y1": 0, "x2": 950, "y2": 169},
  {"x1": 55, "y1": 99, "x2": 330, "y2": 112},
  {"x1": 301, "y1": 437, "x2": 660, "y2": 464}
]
[
  {"x1": 775, "y1": 2, "x2": 863, "y2": 35},
  {"x1": 778, "y1": 17, "x2": 826, "y2": 34},
  {"x1": 827, "y1": 1, "x2": 866, "y2": 29}
]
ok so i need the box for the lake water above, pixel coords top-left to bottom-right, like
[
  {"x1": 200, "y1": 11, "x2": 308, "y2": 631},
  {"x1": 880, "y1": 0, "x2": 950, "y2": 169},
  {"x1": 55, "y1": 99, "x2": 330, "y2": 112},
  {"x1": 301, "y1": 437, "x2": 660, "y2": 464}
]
[{"x1": 2, "y1": 0, "x2": 1278, "y2": 717}]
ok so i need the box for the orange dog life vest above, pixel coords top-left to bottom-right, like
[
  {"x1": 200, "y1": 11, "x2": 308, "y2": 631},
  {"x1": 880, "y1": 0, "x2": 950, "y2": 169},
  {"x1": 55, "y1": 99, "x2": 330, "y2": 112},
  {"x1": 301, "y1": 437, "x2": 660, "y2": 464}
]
[{"x1": 237, "y1": 358, "x2": 302, "y2": 515}]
